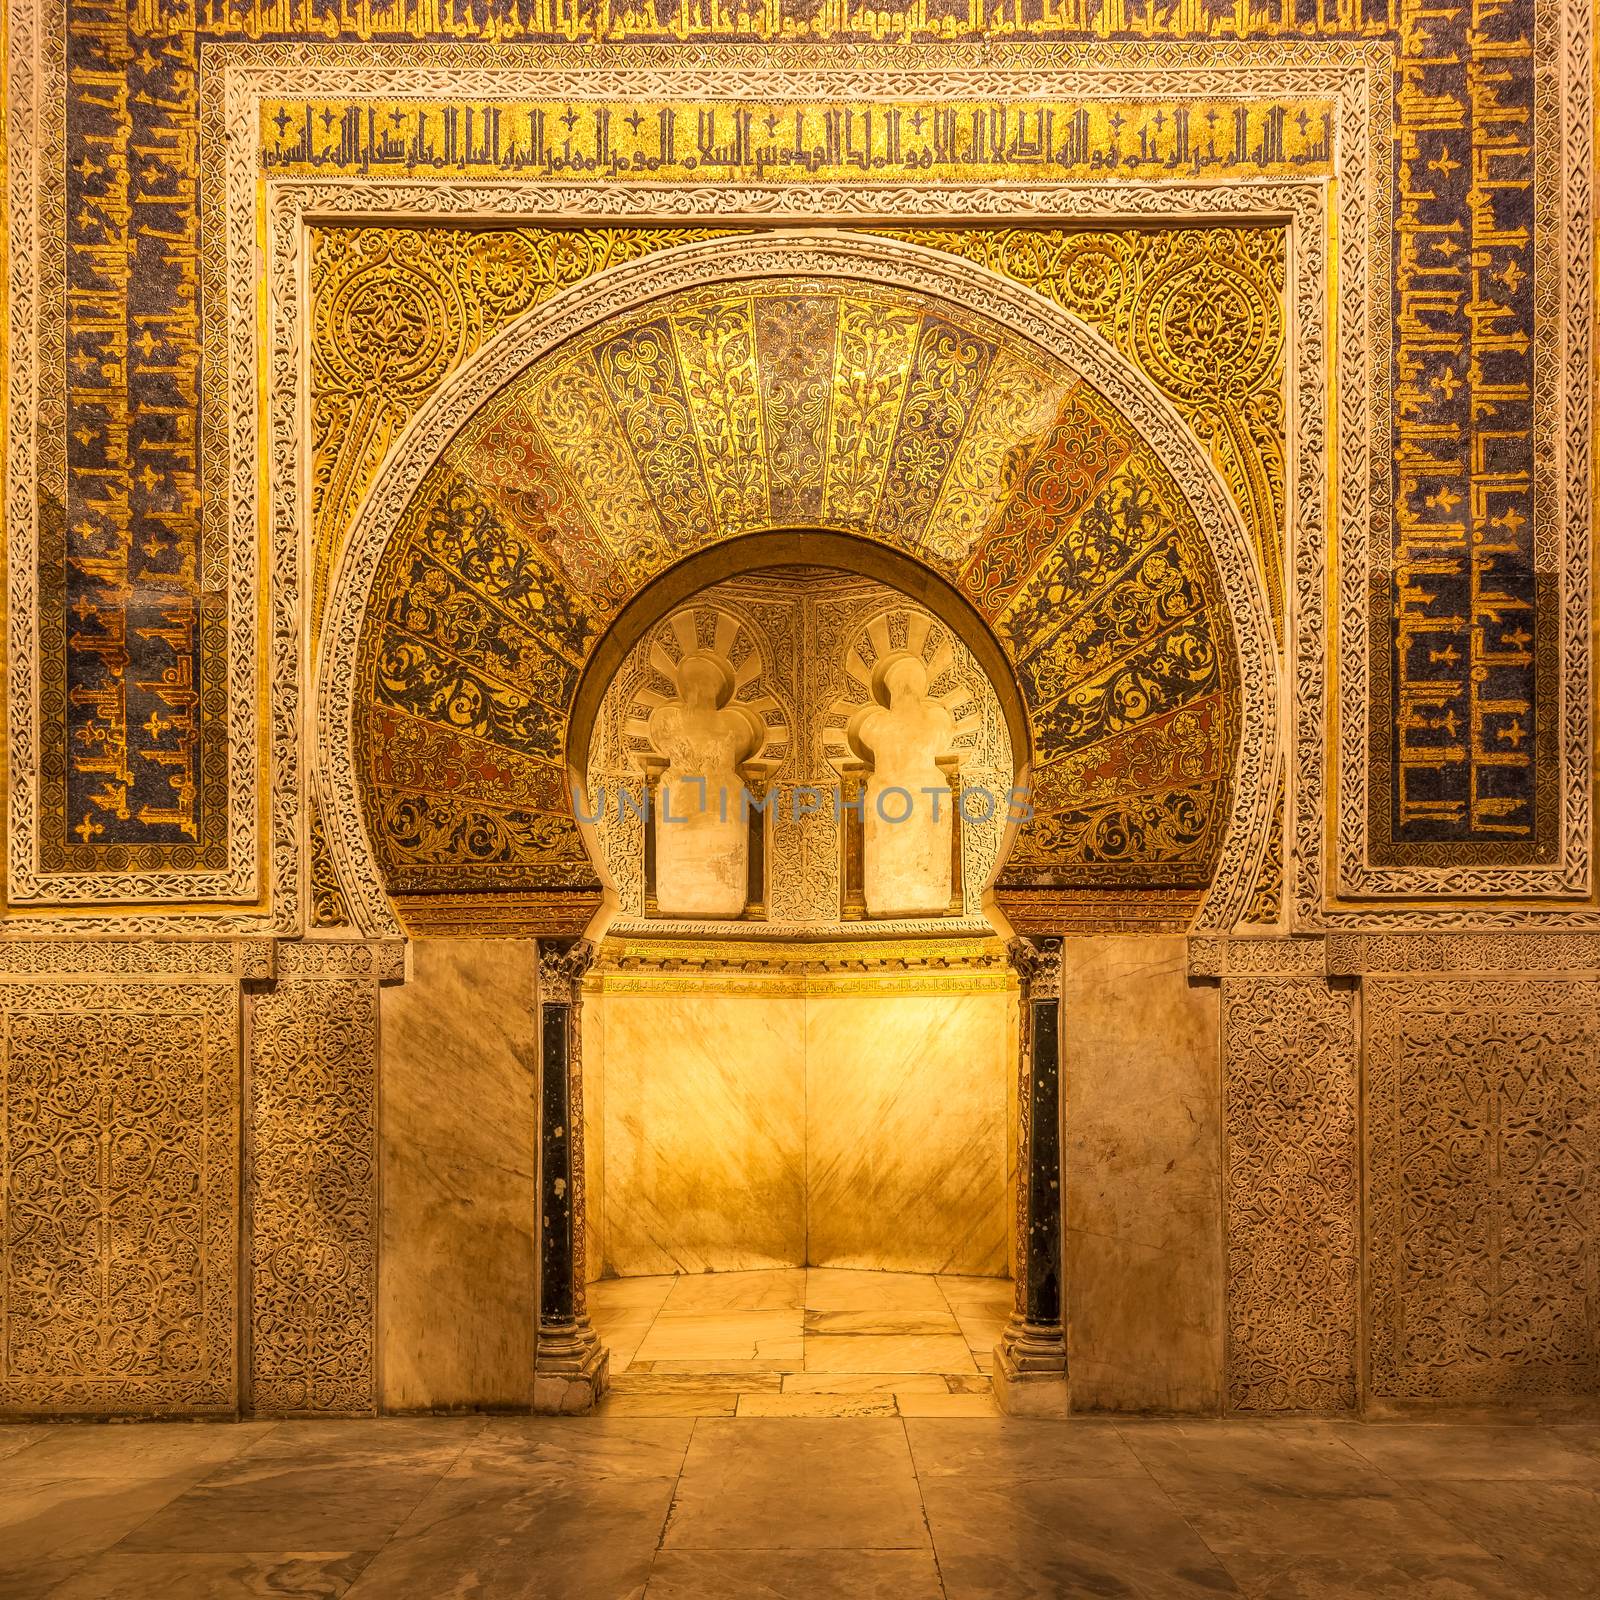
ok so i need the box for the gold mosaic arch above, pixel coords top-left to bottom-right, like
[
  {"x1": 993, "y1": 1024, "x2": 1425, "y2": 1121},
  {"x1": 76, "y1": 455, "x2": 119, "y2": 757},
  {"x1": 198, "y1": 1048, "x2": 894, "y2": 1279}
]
[{"x1": 314, "y1": 233, "x2": 1280, "y2": 938}]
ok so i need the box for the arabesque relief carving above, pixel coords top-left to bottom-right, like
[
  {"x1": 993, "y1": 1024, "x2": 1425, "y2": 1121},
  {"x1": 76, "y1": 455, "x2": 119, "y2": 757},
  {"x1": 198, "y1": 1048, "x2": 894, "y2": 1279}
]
[
  {"x1": 1223, "y1": 978, "x2": 1358, "y2": 1413},
  {"x1": 247, "y1": 957, "x2": 380, "y2": 1416},
  {"x1": 0, "y1": 978, "x2": 238, "y2": 1415},
  {"x1": 1366, "y1": 978, "x2": 1600, "y2": 1402}
]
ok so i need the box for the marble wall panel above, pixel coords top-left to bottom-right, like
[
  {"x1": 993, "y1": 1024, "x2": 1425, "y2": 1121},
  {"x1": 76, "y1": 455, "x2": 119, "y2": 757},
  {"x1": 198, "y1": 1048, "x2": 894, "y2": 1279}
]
[
  {"x1": 378, "y1": 939, "x2": 540, "y2": 1410},
  {"x1": 1366, "y1": 977, "x2": 1600, "y2": 1407},
  {"x1": 584, "y1": 987, "x2": 605, "y2": 1287},
  {"x1": 595, "y1": 984, "x2": 808, "y2": 1275},
  {"x1": 247, "y1": 949, "x2": 380, "y2": 1416},
  {"x1": 0, "y1": 974, "x2": 238, "y2": 1417},
  {"x1": 805, "y1": 979, "x2": 1013, "y2": 1276},
  {"x1": 1222, "y1": 978, "x2": 1358, "y2": 1414},
  {"x1": 1061, "y1": 936, "x2": 1224, "y2": 1414}
]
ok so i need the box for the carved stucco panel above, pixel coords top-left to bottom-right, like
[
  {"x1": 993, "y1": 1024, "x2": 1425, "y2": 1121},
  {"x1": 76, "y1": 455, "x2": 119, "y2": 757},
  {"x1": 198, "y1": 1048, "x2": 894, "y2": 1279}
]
[
  {"x1": 0, "y1": 978, "x2": 238, "y2": 1416},
  {"x1": 1365, "y1": 977, "x2": 1600, "y2": 1402},
  {"x1": 246, "y1": 959, "x2": 380, "y2": 1416},
  {"x1": 1223, "y1": 977, "x2": 1358, "y2": 1413}
]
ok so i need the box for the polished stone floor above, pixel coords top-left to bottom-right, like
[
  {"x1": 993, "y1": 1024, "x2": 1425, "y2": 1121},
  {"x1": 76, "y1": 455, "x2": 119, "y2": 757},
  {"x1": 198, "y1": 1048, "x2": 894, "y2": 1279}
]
[
  {"x1": 3, "y1": 1413, "x2": 1600, "y2": 1598},
  {"x1": 591, "y1": 1267, "x2": 1011, "y2": 1416}
]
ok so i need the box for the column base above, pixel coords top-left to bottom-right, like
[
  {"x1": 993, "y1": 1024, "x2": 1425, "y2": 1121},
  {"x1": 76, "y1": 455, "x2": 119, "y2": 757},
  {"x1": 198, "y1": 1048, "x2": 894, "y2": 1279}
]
[
  {"x1": 533, "y1": 1323, "x2": 610, "y2": 1415},
  {"x1": 991, "y1": 1320, "x2": 1069, "y2": 1418}
]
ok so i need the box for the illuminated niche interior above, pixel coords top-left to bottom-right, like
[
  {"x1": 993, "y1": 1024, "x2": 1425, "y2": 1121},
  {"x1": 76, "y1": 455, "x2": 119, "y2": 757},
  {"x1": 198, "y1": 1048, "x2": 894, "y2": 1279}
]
[{"x1": 577, "y1": 566, "x2": 1020, "y2": 1285}]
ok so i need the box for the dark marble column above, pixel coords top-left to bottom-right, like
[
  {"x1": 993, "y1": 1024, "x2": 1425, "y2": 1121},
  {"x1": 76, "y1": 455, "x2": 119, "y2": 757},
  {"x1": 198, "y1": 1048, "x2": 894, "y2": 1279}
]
[
  {"x1": 533, "y1": 937, "x2": 609, "y2": 1413},
  {"x1": 995, "y1": 935, "x2": 1068, "y2": 1415}
]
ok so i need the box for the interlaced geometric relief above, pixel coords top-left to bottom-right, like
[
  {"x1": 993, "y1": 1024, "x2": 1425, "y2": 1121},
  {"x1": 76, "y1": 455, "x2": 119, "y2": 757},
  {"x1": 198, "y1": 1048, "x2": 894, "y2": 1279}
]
[
  {"x1": 354, "y1": 275, "x2": 1241, "y2": 904},
  {"x1": 0, "y1": 980, "x2": 237, "y2": 1415},
  {"x1": 1223, "y1": 978, "x2": 1358, "y2": 1413},
  {"x1": 246, "y1": 954, "x2": 380, "y2": 1415},
  {"x1": 1366, "y1": 979, "x2": 1600, "y2": 1401}
]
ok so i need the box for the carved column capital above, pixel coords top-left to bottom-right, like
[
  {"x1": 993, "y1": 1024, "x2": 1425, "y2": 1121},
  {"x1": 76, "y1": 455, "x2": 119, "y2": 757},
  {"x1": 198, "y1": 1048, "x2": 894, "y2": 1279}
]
[
  {"x1": 1006, "y1": 934, "x2": 1062, "y2": 991},
  {"x1": 538, "y1": 937, "x2": 597, "y2": 1003}
]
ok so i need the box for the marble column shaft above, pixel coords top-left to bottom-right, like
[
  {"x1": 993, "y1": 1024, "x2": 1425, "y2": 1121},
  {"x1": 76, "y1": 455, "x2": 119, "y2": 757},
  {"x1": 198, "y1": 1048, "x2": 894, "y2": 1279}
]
[
  {"x1": 995, "y1": 936, "x2": 1068, "y2": 1412},
  {"x1": 534, "y1": 939, "x2": 609, "y2": 1413}
]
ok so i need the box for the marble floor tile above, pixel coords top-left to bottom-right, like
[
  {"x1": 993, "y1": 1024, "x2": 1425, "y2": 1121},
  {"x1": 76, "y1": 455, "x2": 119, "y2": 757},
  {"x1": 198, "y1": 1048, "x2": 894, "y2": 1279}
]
[
  {"x1": 803, "y1": 1333, "x2": 980, "y2": 1374},
  {"x1": 345, "y1": 1473, "x2": 674, "y2": 1600},
  {"x1": 0, "y1": 1475, "x2": 214, "y2": 1569},
  {"x1": 0, "y1": 1425, "x2": 51, "y2": 1464},
  {"x1": 644, "y1": 1549, "x2": 945, "y2": 1598},
  {"x1": 3, "y1": 1415, "x2": 1599, "y2": 1600},
  {"x1": 6, "y1": 1421, "x2": 278, "y2": 1482},
  {"x1": 1332, "y1": 1421, "x2": 1600, "y2": 1483},
  {"x1": 591, "y1": 1309, "x2": 664, "y2": 1338},
  {"x1": 600, "y1": 1390, "x2": 740, "y2": 1417},
  {"x1": 0, "y1": 1557, "x2": 89, "y2": 1600},
  {"x1": 614, "y1": 1367, "x2": 784, "y2": 1393},
  {"x1": 639, "y1": 1357, "x2": 800, "y2": 1375},
  {"x1": 591, "y1": 1274, "x2": 679, "y2": 1311},
  {"x1": 952, "y1": 1310, "x2": 1007, "y2": 1355},
  {"x1": 805, "y1": 1308, "x2": 962, "y2": 1336},
  {"x1": 1168, "y1": 1489, "x2": 1490, "y2": 1581},
  {"x1": 660, "y1": 1268, "x2": 807, "y2": 1313},
  {"x1": 663, "y1": 1419, "x2": 928, "y2": 1550},
  {"x1": 634, "y1": 1309, "x2": 803, "y2": 1363},
  {"x1": 907, "y1": 1418, "x2": 1146, "y2": 1480},
  {"x1": 935, "y1": 1273, "x2": 1013, "y2": 1299},
  {"x1": 1121, "y1": 1420, "x2": 1400, "y2": 1499},
  {"x1": 464, "y1": 1417, "x2": 694, "y2": 1479},
  {"x1": 44, "y1": 1550, "x2": 374, "y2": 1599},
  {"x1": 894, "y1": 1392, "x2": 1000, "y2": 1417},
  {"x1": 735, "y1": 1391, "x2": 900, "y2": 1417},
  {"x1": 115, "y1": 1453, "x2": 468, "y2": 1553},
  {"x1": 230, "y1": 1417, "x2": 484, "y2": 1470},
  {"x1": 922, "y1": 1473, "x2": 1241, "y2": 1598},
  {"x1": 806, "y1": 1269, "x2": 950, "y2": 1313},
  {"x1": 781, "y1": 1373, "x2": 954, "y2": 1395},
  {"x1": 1207, "y1": 1551, "x2": 1537, "y2": 1599},
  {"x1": 1409, "y1": 1476, "x2": 1600, "y2": 1590}
]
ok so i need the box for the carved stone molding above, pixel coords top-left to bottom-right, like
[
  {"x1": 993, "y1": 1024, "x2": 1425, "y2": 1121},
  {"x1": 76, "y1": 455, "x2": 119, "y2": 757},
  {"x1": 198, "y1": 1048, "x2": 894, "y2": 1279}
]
[
  {"x1": 1006, "y1": 935, "x2": 1064, "y2": 993},
  {"x1": 600, "y1": 935, "x2": 1009, "y2": 978},
  {"x1": 276, "y1": 940, "x2": 407, "y2": 984},
  {"x1": 1365, "y1": 977, "x2": 1600, "y2": 1405},
  {"x1": 537, "y1": 938, "x2": 598, "y2": 1006},
  {"x1": 1328, "y1": 932, "x2": 1600, "y2": 977},
  {"x1": 1188, "y1": 936, "x2": 1328, "y2": 979},
  {"x1": 0, "y1": 939, "x2": 275, "y2": 981},
  {"x1": 1223, "y1": 978, "x2": 1358, "y2": 1414}
]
